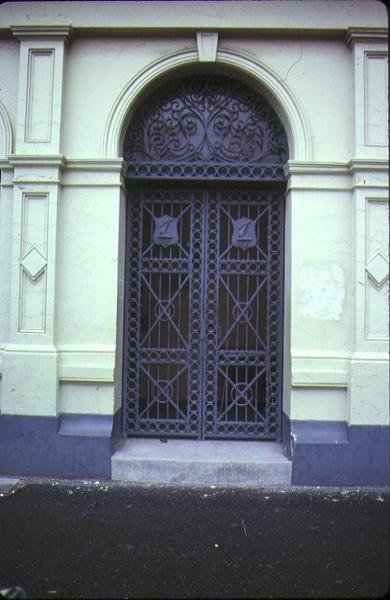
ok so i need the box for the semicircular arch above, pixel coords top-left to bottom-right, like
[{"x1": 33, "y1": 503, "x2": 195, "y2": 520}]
[
  {"x1": 102, "y1": 47, "x2": 312, "y2": 162},
  {"x1": 0, "y1": 101, "x2": 13, "y2": 159}
]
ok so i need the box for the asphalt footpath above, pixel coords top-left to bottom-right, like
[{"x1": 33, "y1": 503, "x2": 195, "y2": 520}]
[{"x1": 0, "y1": 478, "x2": 389, "y2": 599}]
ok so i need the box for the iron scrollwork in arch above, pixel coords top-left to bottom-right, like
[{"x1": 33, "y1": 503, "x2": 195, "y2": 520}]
[{"x1": 123, "y1": 75, "x2": 289, "y2": 180}]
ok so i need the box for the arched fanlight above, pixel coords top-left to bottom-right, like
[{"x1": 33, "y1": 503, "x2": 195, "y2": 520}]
[{"x1": 123, "y1": 74, "x2": 289, "y2": 180}]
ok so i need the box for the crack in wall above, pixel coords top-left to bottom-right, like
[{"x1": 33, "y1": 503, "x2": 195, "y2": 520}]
[{"x1": 281, "y1": 37, "x2": 303, "y2": 82}]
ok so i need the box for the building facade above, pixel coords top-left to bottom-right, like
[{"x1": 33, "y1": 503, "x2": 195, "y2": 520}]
[{"x1": 0, "y1": 1, "x2": 388, "y2": 485}]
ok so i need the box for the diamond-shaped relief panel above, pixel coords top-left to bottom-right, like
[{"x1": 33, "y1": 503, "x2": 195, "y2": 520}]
[
  {"x1": 21, "y1": 246, "x2": 47, "y2": 281},
  {"x1": 366, "y1": 250, "x2": 389, "y2": 288}
]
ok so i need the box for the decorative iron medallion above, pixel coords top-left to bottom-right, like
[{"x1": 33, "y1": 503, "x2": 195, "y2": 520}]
[
  {"x1": 231, "y1": 217, "x2": 257, "y2": 249},
  {"x1": 153, "y1": 215, "x2": 179, "y2": 247}
]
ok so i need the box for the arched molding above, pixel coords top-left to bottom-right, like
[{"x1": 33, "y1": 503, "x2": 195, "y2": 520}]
[
  {"x1": 0, "y1": 101, "x2": 13, "y2": 159},
  {"x1": 102, "y1": 47, "x2": 312, "y2": 162}
]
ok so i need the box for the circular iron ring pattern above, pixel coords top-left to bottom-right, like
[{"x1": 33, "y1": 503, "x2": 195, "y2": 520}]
[
  {"x1": 232, "y1": 302, "x2": 253, "y2": 323},
  {"x1": 154, "y1": 300, "x2": 175, "y2": 322},
  {"x1": 152, "y1": 380, "x2": 173, "y2": 404},
  {"x1": 231, "y1": 383, "x2": 253, "y2": 407},
  {"x1": 266, "y1": 193, "x2": 282, "y2": 436}
]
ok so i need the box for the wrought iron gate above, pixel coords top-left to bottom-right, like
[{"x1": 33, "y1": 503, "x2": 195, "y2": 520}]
[
  {"x1": 124, "y1": 182, "x2": 284, "y2": 439},
  {"x1": 122, "y1": 73, "x2": 288, "y2": 440}
]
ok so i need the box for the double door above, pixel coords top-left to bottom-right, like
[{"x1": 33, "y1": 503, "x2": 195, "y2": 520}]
[{"x1": 124, "y1": 183, "x2": 284, "y2": 439}]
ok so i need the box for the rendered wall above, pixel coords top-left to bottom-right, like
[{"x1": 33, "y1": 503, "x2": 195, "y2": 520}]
[{"x1": 0, "y1": 1, "x2": 388, "y2": 482}]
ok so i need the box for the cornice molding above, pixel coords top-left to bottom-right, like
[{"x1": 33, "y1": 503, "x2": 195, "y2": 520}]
[
  {"x1": 348, "y1": 158, "x2": 389, "y2": 172},
  {"x1": 59, "y1": 378, "x2": 115, "y2": 385},
  {"x1": 346, "y1": 27, "x2": 388, "y2": 47},
  {"x1": 284, "y1": 161, "x2": 350, "y2": 177},
  {"x1": 10, "y1": 24, "x2": 74, "y2": 45},
  {"x1": 291, "y1": 383, "x2": 348, "y2": 390},
  {"x1": 8, "y1": 155, "x2": 125, "y2": 171},
  {"x1": 65, "y1": 158, "x2": 125, "y2": 171},
  {"x1": 8, "y1": 154, "x2": 67, "y2": 168},
  {"x1": 0, "y1": 25, "x2": 385, "y2": 41},
  {"x1": 0, "y1": 159, "x2": 13, "y2": 169},
  {"x1": 284, "y1": 159, "x2": 389, "y2": 191},
  {"x1": 285, "y1": 159, "x2": 389, "y2": 177}
]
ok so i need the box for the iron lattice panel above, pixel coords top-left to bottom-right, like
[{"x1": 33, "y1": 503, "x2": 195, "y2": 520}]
[
  {"x1": 124, "y1": 184, "x2": 284, "y2": 440},
  {"x1": 203, "y1": 189, "x2": 283, "y2": 439},
  {"x1": 125, "y1": 188, "x2": 203, "y2": 436}
]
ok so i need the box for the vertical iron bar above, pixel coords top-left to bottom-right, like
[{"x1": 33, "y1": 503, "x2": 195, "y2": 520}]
[{"x1": 198, "y1": 186, "x2": 208, "y2": 439}]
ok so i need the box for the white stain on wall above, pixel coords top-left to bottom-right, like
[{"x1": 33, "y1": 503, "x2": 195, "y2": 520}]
[{"x1": 299, "y1": 264, "x2": 345, "y2": 320}]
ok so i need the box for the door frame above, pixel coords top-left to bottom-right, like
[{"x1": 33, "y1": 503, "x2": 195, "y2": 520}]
[{"x1": 119, "y1": 68, "x2": 294, "y2": 443}]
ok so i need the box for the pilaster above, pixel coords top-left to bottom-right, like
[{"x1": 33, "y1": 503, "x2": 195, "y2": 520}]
[
  {"x1": 346, "y1": 27, "x2": 388, "y2": 161},
  {"x1": 2, "y1": 25, "x2": 72, "y2": 416},
  {"x1": 11, "y1": 25, "x2": 73, "y2": 155},
  {"x1": 2, "y1": 156, "x2": 65, "y2": 415},
  {"x1": 349, "y1": 162, "x2": 389, "y2": 426},
  {"x1": 346, "y1": 29, "x2": 389, "y2": 427},
  {"x1": 283, "y1": 163, "x2": 353, "y2": 423}
]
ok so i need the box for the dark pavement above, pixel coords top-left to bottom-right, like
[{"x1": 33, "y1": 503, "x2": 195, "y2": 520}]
[{"x1": 0, "y1": 478, "x2": 388, "y2": 599}]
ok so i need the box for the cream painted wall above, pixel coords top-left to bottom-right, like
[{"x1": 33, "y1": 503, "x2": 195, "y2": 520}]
[
  {"x1": 292, "y1": 190, "x2": 353, "y2": 351},
  {"x1": 0, "y1": 1, "x2": 387, "y2": 31},
  {"x1": 60, "y1": 36, "x2": 354, "y2": 161},
  {"x1": 0, "y1": 39, "x2": 19, "y2": 133},
  {"x1": 56, "y1": 187, "x2": 120, "y2": 347},
  {"x1": 222, "y1": 38, "x2": 354, "y2": 163},
  {"x1": 63, "y1": 37, "x2": 180, "y2": 158}
]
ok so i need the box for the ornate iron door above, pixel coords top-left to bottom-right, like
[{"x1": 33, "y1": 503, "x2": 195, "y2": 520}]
[{"x1": 124, "y1": 182, "x2": 284, "y2": 440}]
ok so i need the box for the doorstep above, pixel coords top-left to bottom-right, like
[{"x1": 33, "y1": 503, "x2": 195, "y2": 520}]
[{"x1": 111, "y1": 438, "x2": 292, "y2": 486}]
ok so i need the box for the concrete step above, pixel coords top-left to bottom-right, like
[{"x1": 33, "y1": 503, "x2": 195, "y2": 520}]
[{"x1": 111, "y1": 439, "x2": 292, "y2": 486}]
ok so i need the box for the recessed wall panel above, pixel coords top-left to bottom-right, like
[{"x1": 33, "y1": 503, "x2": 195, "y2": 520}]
[
  {"x1": 25, "y1": 50, "x2": 54, "y2": 142},
  {"x1": 365, "y1": 52, "x2": 388, "y2": 146},
  {"x1": 18, "y1": 193, "x2": 49, "y2": 333},
  {"x1": 19, "y1": 270, "x2": 47, "y2": 332},
  {"x1": 21, "y1": 194, "x2": 48, "y2": 255},
  {"x1": 365, "y1": 199, "x2": 389, "y2": 340}
]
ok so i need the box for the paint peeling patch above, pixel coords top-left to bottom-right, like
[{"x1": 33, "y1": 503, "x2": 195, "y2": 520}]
[{"x1": 299, "y1": 264, "x2": 345, "y2": 320}]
